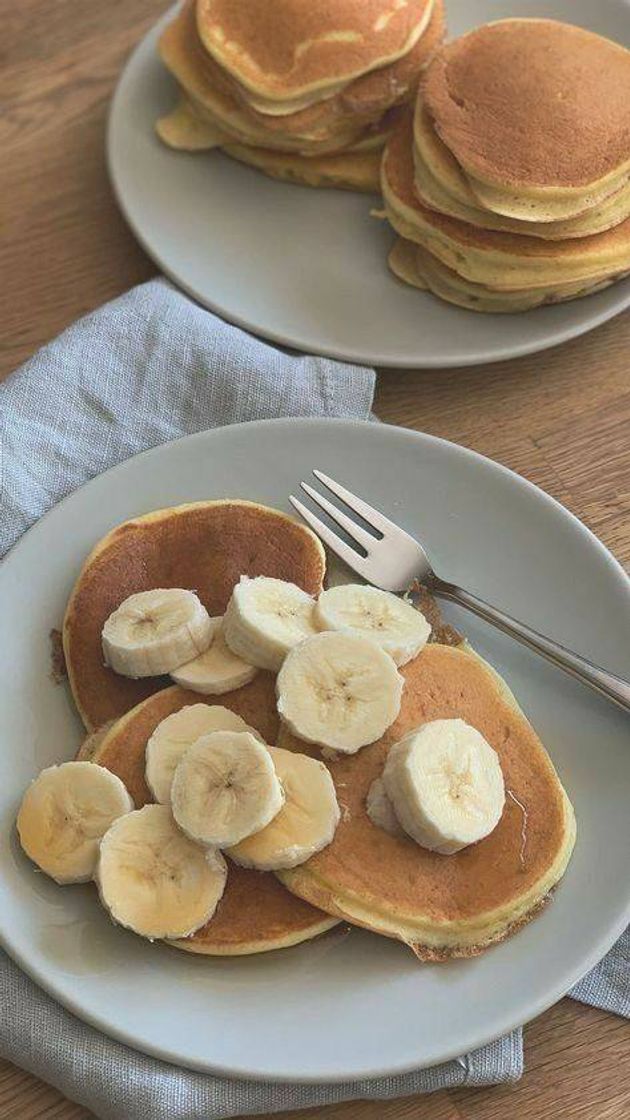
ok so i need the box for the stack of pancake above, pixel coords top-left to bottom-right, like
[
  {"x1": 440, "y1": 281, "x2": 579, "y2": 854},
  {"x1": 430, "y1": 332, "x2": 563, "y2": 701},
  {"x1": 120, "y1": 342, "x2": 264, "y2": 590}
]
[
  {"x1": 60, "y1": 499, "x2": 575, "y2": 960},
  {"x1": 156, "y1": 0, "x2": 445, "y2": 192},
  {"x1": 382, "y1": 19, "x2": 630, "y2": 311}
]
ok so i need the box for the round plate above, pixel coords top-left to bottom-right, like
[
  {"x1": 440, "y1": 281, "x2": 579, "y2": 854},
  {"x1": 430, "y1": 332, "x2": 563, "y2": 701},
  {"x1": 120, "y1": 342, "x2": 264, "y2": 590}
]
[
  {"x1": 107, "y1": 0, "x2": 630, "y2": 369},
  {"x1": 1, "y1": 418, "x2": 629, "y2": 1080}
]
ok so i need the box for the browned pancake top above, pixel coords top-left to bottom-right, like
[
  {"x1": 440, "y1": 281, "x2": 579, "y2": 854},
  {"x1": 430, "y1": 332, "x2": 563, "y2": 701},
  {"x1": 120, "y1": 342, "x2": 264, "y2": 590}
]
[
  {"x1": 423, "y1": 19, "x2": 630, "y2": 189},
  {"x1": 163, "y1": 0, "x2": 443, "y2": 141},
  {"x1": 281, "y1": 644, "x2": 567, "y2": 923},
  {"x1": 94, "y1": 682, "x2": 329, "y2": 948},
  {"x1": 196, "y1": 0, "x2": 433, "y2": 97},
  {"x1": 63, "y1": 502, "x2": 324, "y2": 730},
  {"x1": 384, "y1": 113, "x2": 630, "y2": 257}
]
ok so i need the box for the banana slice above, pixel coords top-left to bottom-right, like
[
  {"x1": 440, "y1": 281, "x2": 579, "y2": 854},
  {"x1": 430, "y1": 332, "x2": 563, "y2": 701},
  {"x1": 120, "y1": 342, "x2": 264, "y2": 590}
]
[
  {"x1": 228, "y1": 746, "x2": 340, "y2": 870},
  {"x1": 97, "y1": 804, "x2": 227, "y2": 940},
  {"x1": 223, "y1": 576, "x2": 317, "y2": 671},
  {"x1": 366, "y1": 777, "x2": 405, "y2": 838},
  {"x1": 17, "y1": 761, "x2": 133, "y2": 884},
  {"x1": 171, "y1": 731, "x2": 284, "y2": 846},
  {"x1": 102, "y1": 588, "x2": 213, "y2": 678},
  {"x1": 145, "y1": 703, "x2": 264, "y2": 805},
  {"x1": 383, "y1": 719, "x2": 505, "y2": 854},
  {"x1": 171, "y1": 616, "x2": 258, "y2": 695},
  {"x1": 315, "y1": 584, "x2": 431, "y2": 666},
  {"x1": 276, "y1": 631, "x2": 403, "y2": 754}
]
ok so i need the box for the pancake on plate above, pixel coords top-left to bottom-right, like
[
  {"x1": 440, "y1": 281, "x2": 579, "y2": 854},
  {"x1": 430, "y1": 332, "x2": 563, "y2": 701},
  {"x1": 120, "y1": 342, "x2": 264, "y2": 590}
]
[
  {"x1": 85, "y1": 679, "x2": 337, "y2": 954},
  {"x1": 422, "y1": 19, "x2": 630, "y2": 223},
  {"x1": 381, "y1": 114, "x2": 630, "y2": 293},
  {"x1": 278, "y1": 633, "x2": 575, "y2": 959},
  {"x1": 63, "y1": 501, "x2": 325, "y2": 731},
  {"x1": 195, "y1": 0, "x2": 435, "y2": 107},
  {"x1": 379, "y1": 20, "x2": 630, "y2": 310},
  {"x1": 156, "y1": 0, "x2": 445, "y2": 189},
  {"x1": 412, "y1": 100, "x2": 630, "y2": 241},
  {"x1": 388, "y1": 236, "x2": 626, "y2": 313},
  {"x1": 156, "y1": 95, "x2": 384, "y2": 191}
]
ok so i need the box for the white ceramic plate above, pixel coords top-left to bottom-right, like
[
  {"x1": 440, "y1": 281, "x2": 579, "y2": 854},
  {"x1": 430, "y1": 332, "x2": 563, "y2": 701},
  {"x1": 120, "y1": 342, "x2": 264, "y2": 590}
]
[
  {"x1": 107, "y1": 0, "x2": 630, "y2": 369},
  {"x1": 1, "y1": 418, "x2": 629, "y2": 1080}
]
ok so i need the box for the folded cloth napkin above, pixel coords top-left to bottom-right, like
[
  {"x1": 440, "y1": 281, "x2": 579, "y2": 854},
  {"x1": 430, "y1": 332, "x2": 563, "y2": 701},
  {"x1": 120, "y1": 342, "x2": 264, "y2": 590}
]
[{"x1": 0, "y1": 279, "x2": 626, "y2": 1120}]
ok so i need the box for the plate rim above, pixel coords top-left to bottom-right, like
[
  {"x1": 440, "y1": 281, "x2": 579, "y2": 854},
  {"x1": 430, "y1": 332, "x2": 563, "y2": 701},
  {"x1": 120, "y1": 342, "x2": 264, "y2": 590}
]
[
  {"x1": 1, "y1": 416, "x2": 630, "y2": 1081},
  {"x1": 105, "y1": 4, "x2": 630, "y2": 370}
]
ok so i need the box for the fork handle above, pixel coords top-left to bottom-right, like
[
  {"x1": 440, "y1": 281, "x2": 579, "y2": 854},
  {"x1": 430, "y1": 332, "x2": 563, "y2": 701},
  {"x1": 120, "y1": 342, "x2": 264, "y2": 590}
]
[{"x1": 432, "y1": 580, "x2": 630, "y2": 714}]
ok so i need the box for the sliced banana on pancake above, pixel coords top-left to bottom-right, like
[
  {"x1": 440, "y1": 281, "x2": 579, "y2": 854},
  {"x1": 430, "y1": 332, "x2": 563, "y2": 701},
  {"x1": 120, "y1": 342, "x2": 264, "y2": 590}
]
[
  {"x1": 171, "y1": 731, "x2": 284, "y2": 846},
  {"x1": 223, "y1": 576, "x2": 318, "y2": 671},
  {"x1": 171, "y1": 616, "x2": 258, "y2": 695},
  {"x1": 277, "y1": 631, "x2": 404, "y2": 754},
  {"x1": 145, "y1": 703, "x2": 264, "y2": 804},
  {"x1": 383, "y1": 718, "x2": 505, "y2": 854},
  {"x1": 17, "y1": 761, "x2": 133, "y2": 884},
  {"x1": 97, "y1": 804, "x2": 227, "y2": 940},
  {"x1": 366, "y1": 777, "x2": 405, "y2": 838},
  {"x1": 315, "y1": 584, "x2": 431, "y2": 666},
  {"x1": 102, "y1": 589, "x2": 213, "y2": 678},
  {"x1": 228, "y1": 746, "x2": 340, "y2": 870}
]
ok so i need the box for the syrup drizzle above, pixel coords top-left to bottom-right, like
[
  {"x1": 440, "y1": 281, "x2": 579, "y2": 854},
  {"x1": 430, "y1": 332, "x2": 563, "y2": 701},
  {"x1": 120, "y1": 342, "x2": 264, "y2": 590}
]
[{"x1": 507, "y1": 788, "x2": 528, "y2": 871}]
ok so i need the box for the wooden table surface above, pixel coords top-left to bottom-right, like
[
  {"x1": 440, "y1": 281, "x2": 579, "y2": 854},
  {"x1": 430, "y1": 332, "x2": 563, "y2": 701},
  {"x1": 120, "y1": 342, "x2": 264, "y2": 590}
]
[{"x1": 2, "y1": 2, "x2": 629, "y2": 1117}]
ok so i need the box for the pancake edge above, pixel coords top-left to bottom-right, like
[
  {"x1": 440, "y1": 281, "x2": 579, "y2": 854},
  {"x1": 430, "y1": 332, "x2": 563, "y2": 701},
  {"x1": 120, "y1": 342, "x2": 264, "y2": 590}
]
[
  {"x1": 62, "y1": 500, "x2": 326, "y2": 731},
  {"x1": 86, "y1": 689, "x2": 340, "y2": 955},
  {"x1": 195, "y1": 0, "x2": 435, "y2": 104},
  {"x1": 278, "y1": 644, "x2": 577, "y2": 957},
  {"x1": 168, "y1": 914, "x2": 340, "y2": 955}
]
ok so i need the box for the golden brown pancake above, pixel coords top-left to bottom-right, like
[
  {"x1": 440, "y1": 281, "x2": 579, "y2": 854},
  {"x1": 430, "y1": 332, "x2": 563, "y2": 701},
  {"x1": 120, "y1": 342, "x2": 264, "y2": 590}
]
[
  {"x1": 279, "y1": 642, "x2": 575, "y2": 958},
  {"x1": 423, "y1": 20, "x2": 630, "y2": 212},
  {"x1": 158, "y1": 8, "x2": 366, "y2": 153},
  {"x1": 206, "y1": 0, "x2": 444, "y2": 121},
  {"x1": 340, "y1": 0, "x2": 445, "y2": 116},
  {"x1": 412, "y1": 101, "x2": 630, "y2": 240},
  {"x1": 388, "y1": 236, "x2": 626, "y2": 313},
  {"x1": 158, "y1": 0, "x2": 443, "y2": 154},
  {"x1": 221, "y1": 138, "x2": 382, "y2": 192},
  {"x1": 196, "y1": 0, "x2": 434, "y2": 105},
  {"x1": 63, "y1": 501, "x2": 325, "y2": 731},
  {"x1": 381, "y1": 114, "x2": 630, "y2": 290},
  {"x1": 75, "y1": 721, "x2": 117, "y2": 762},
  {"x1": 91, "y1": 683, "x2": 338, "y2": 954},
  {"x1": 156, "y1": 96, "x2": 383, "y2": 191}
]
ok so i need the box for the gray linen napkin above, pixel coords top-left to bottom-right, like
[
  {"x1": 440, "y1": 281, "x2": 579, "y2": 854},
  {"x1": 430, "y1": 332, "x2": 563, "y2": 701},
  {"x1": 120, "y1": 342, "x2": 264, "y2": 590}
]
[{"x1": 0, "y1": 279, "x2": 625, "y2": 1119}]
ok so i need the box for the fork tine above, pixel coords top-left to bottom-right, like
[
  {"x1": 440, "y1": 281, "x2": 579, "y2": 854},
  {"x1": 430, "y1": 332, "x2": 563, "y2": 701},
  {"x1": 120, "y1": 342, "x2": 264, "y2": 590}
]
[
  {"x1": 312, "y1": 470, "x2": 403, "y2": 537},
  {"x1": 299, "y1": 482, "x2": 376, "y2": 551},
  {"x1": 289, "y1": 496, "x2": 373, "y2": 581}
]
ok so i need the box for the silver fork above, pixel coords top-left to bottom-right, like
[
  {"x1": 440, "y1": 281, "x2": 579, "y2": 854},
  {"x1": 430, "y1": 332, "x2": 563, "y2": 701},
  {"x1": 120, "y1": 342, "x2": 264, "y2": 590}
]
[{"x1": 290, "y1": 469, "x2": 630, "y2": 714}]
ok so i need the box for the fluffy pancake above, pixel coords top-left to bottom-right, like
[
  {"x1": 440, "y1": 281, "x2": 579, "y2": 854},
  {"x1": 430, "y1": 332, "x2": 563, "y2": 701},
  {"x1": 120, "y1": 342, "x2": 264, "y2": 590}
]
[
  {"x1": 388, "y1": 236, "x2": 624, "y2": 313},
  {"x1": 159, "y1": 0, "x2": 443, "y2": 155},
  {"x1": 156, "y1": 96, "x2": 382, "y2": 190},
  {"x1": 63, "y1": 501, "x2": 325, "y2": 731},
  {"x1": 196, "y1": 0, "x2": 434, "y2": 106},
  {"x1": 423, "y1": 20, "x2": 630, "y2": 219},
  {"x1": 192, "y1": 0, "x2": 443, "y2": 124},
  {"x1": 413, "y1": 101, "x2": 630, "y2": 240},
  {"x1": 90, "y1": 682, "x2": 337, "y2": 954},
  {"x1": 279, "y1": 641, "x2": 576, "y2": 958},
  {"x1": 220, "y1": 138, "x2": 381, "y2": 192},
  {"x1": 158, "y1": 7, "x2": 366, "y2": 153},
  {"x1": 382, "y1": 115, "x2": 630, "y2": 290}
]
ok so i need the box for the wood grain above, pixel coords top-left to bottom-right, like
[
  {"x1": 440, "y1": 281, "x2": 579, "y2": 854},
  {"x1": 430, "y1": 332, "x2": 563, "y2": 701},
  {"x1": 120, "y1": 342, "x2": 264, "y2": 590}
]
[{"x1": 1, "y1": 1, "x2": 628, "y2": 1118}]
